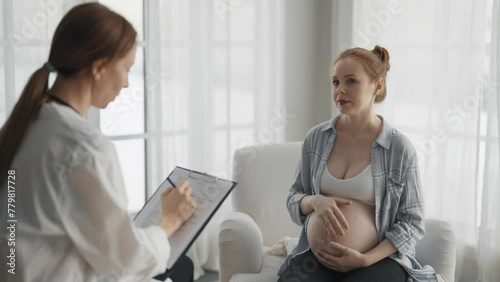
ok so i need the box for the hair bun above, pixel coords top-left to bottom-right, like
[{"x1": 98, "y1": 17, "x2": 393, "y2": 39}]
[{"x1": 372, "y1": 45, "x2": 390, "y2": 72}]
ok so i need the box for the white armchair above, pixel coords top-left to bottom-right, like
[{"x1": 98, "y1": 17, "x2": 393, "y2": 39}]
[{"x1": 219, "y1": 142, "x2": 456, "y2": 282}]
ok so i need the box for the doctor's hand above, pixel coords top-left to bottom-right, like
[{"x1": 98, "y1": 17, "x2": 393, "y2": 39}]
[
  {"x1": 157, "y1": 180, "x2": 197, "y2": 236},
  {"x1": 311, "y1": 195, "x2": 352, "y2": 239}
]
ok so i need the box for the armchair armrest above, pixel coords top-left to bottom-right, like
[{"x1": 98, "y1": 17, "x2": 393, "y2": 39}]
[
  {"x1": 416, "y1": 219, "x2": 456, "y2": 282},
  {"x1": 219, "y1": 211, "x2": 264, "y2": 282}
]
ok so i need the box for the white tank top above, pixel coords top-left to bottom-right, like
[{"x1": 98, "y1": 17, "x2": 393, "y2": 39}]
[{"x1": 320, "y1": 164, "x2": 375, "y2": 206}]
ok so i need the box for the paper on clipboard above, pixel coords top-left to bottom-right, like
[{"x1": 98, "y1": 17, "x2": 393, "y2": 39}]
[{"x1": 133, "y1": 166, "x2": 236, "y2": 272}]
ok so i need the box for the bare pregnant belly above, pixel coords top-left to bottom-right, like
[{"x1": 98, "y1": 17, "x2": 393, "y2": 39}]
[{"x1": 307, "y1": 196, "x2": 378, "y2": 256}]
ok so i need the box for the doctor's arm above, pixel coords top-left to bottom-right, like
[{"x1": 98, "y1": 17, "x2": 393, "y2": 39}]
[
  {"x1": 157, "y1": 180, "x2": 197, "y2": 236},
  {"x1": 57, "y1": 142, "x2": 193, "y2": 281}
]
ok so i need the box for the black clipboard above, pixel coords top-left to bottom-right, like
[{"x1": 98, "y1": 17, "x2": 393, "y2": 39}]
[{"x1": 133, "y1": 166, "x2": 237, "y2": 281}]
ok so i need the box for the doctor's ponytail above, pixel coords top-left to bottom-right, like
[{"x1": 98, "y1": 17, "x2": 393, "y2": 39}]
[{"x1": 0, "y1": 67, "x2": 51, "y2": 181}]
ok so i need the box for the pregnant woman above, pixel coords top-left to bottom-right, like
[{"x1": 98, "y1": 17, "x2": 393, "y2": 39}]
[{"x1": 277, "y1": 46, "x2": 440, "y2": 282}]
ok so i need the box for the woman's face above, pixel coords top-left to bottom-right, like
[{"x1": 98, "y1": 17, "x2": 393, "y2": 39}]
[
  {"x1": 90, "y1": 43, "x2": 137, "y2": 108},
  {"x1": 331, "y1": 58, "x2": 379, "y2": 116}
]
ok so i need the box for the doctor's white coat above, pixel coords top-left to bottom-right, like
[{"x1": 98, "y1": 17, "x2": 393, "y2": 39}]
[{"x1": 0, "y1": 102, "x2": 171, "y2": 282}]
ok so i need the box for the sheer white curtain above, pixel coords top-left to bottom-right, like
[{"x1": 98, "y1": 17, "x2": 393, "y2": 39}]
[
  {"x1": 143, "y1": 0, "x2": 284, "y2": 191},
  {"x1": 478, "y1": 1, "x2": 500, "y2": 281},
  {"x1": 331, "y1": 0, "x2": 499, "y2": 281},
  {"x1": 143, "y1": 0, "x2": 285, "y2": 278}
]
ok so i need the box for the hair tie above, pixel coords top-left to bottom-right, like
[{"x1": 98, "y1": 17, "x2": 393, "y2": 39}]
[{"x1": 43, "y1": 62, "x2": 56, "y2": 73}]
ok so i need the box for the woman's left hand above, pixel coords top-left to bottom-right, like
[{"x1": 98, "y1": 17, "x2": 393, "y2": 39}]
[{"x1": 316, "y1": 242, "x2": 369, "y2": 272}]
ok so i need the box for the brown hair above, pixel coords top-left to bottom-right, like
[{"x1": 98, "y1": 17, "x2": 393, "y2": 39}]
[
  {"x1": 0, "y1": 3, "x2": 137, "y2": 181},
  {"x1": 331, "y1": 45, "x2": 391, "y2": 103}
]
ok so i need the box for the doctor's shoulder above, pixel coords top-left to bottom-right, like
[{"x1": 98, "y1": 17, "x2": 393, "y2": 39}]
[{"x1": 42, "y1": 108, "x2": 116, "y2": 163}]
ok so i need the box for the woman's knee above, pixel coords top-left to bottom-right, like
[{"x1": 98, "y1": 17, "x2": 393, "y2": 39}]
[
  {"x1": 343, "y1": 258, "x2": 407, "y2": 282},
  {"x1": 278, "y1": 250, "x2": 343, "y2": 282}
]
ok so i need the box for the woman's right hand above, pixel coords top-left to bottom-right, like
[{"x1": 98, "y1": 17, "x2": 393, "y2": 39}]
[
  {"x1": 311, "y1": 195, "x2": 352, "y2": 238},
  {"x1": 157, "y1": 180, "x2": 197, "y2": 236}
]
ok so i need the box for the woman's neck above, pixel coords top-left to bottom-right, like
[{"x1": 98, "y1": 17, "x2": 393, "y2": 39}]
[
  {"x1": 49, "y1": 75, "x2": 92, "y2": 116},
  {"x1": 337, "y1": 112, "x2": 382, "y2": 139}
]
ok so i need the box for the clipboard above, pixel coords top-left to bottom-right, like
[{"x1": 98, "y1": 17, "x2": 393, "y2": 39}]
[{"x1": 133, "y1": 166, "x2": 237, "y2": 281}]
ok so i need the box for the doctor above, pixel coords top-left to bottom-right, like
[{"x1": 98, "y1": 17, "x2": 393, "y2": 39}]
[{"x1": 0, "y1": 3, "x2": 196, "y2": 282}]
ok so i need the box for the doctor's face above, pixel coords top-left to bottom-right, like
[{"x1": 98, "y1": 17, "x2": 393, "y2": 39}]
[{"x1": 91, "y1": 43, "x2": 137, "y2": 108}]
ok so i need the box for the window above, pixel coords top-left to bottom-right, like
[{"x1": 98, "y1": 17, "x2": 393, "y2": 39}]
[{"x1": 95, "y1": 0, "x2": 279, "y2": 214}]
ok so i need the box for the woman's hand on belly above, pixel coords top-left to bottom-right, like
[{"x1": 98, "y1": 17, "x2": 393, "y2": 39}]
[
  {"x1": 307, "y1": 196, "x2": 379, "y2": 264},
  {"x1": 316, "y1": 242, "x2": 368, "y2": 273},
  {"x1": 310, "y1": 195, "x2": 352, "y2": 237}
]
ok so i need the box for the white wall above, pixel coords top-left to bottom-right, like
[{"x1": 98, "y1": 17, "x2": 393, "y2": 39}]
[{"x1": 283, "y1": 0, "x2": 334, "y2": 141}]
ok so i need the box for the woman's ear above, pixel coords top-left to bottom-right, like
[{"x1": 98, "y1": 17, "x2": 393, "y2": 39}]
[
  {"x1": 91, "y1": 58, "x2": 108, "y2": 80},
  {"x1": 374, "y1": 77, "x2": 384, "y2": 96}
]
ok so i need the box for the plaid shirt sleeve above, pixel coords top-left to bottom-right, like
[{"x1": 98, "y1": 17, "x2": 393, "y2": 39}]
[{"x1": 384, "y1": 151, "x2": 426, "y2": 257}]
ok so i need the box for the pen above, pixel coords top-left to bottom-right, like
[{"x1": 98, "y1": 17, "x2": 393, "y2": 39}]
[{"x1": 167, "y1": 177, "x2": 176, "y2": 188}]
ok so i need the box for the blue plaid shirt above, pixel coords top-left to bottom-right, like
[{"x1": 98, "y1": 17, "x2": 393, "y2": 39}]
[{"x1": 279, "y1": 115, "x2": 442, "y2": 282}]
